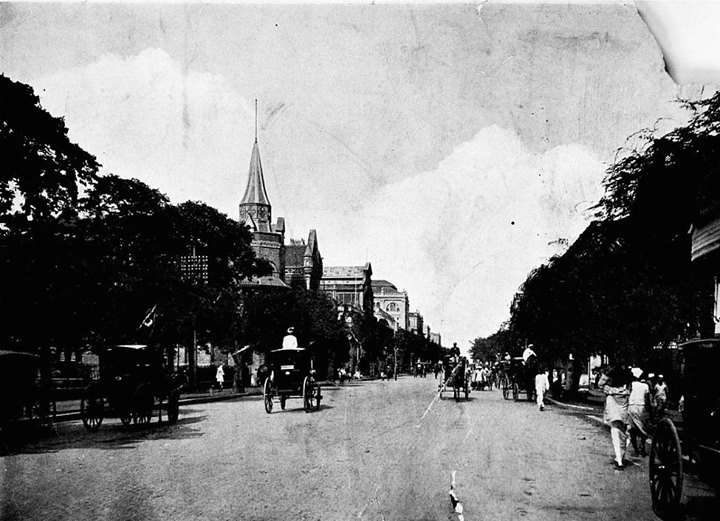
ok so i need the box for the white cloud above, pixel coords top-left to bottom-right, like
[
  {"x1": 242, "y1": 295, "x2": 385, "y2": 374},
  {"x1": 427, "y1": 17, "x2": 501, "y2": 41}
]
[
  {"x1": 338, "y1": 126, "x2": 605, "y2": 346},
  {"x1": 33, "y1": 48, "x2": 253, "y2": 216}
]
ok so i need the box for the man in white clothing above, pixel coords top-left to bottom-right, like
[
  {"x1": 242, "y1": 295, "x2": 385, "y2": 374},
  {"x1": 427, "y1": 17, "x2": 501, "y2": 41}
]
[
  {"x1": 282, "y1": 327, "x2": 298, "y2": 349},
  {"x1": 535, "y1": 365, "x2": 550, "y2": 411}
]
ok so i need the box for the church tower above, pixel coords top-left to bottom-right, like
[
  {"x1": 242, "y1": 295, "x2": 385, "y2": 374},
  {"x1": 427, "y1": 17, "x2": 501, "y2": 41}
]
[
  {"x1": 239, "y1": 101, "x2": 286, "y2": 282},
  {"x1": 239, "y1": 137, "x2": 272, "y2": 232}
]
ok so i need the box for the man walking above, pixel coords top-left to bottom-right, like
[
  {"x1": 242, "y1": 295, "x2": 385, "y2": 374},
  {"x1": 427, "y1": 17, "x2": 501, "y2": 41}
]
[{"x1": 535, "y1": 364, "x2": 550, "y2": 411}]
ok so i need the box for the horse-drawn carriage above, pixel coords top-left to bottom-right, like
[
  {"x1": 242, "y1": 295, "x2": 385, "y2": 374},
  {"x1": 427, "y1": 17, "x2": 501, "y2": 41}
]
[
  {"x1": 0, "y1": 350, "x2": 55, "y2": 438},
  {"x1": 80, "y1": 344, "x2": 186, "y2": 431},
  {"x1": 648, "y1": 338, "x2": 720, "y2": 519},
  {"x1": 263, "y1": 347, "x2": 322, "y2": 413},
  {"x1": 501, "y1": 356, "x2": 536, "y2": 402},
  {"x1": 438, "y1": 356, "x2": 470, "y2": 401}
]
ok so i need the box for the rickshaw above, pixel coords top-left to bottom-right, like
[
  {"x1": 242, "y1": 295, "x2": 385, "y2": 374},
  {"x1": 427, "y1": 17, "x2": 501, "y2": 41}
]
[
  {"x1": 0, "y1": 350, "x2": 55, "y2": 436},
  {"x1": 263, "y1": 347, "x2": 322, "y2": 414},
  {"x1": 438, "y1": 355, "x2": 470, "y2": 401},
  {"x1": 649, "y1": 338, "x2": 720, "y2": 519},
  {"x1": 80, "y1": 344, "x2": 186, "y2": 431}
]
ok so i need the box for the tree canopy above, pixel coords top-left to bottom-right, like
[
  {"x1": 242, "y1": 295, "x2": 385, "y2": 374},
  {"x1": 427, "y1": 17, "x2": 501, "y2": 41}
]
[{"x1": 505, "y1": 92, "x2": 720, "y2": 364}]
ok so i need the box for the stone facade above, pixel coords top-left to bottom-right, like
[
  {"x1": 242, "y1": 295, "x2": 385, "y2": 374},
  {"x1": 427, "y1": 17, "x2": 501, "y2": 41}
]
[
  {"x1": 371, "y1": 279, "x2": 409, "y2": 331},
  {"x1": 238, "y1": 137, "x2": 320, "y2": 288},
  {"x1": 320, "y1": 263, "x2": 374, "y2": 315},
  {"x1": 285, "y1": 230, "x2": 323, "y2": 291},
  {"x1": 408, "y1": 311, "x2": 424, "y2": 335}
]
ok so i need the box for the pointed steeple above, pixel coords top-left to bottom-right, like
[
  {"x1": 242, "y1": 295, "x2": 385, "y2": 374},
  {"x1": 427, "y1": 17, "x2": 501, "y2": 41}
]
[{"x1": 239, "y1": 100, "x2": 272, "y2": 231}]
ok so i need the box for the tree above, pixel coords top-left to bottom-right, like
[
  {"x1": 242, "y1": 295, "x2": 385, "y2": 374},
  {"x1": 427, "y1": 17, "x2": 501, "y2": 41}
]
[
  {"x1": 0, "y1": 74, "x2": 99, "y2": 225},
  {"x1": 508, "y1": 93, "x2": 720, "y2": 363}
]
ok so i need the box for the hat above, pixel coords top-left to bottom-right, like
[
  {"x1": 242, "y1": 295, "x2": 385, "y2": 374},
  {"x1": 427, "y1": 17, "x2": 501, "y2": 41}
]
[
  {"x1": 631, "y1": 367, "x2": 643, "y2": 378},
  {"x1": 287, "y1": 327, "x2": 295, "y2": 333},
  {"x1": 648, "y1": 373, "x2": 655, "y2": 378},
  {"x1": 658, "y1": 374, "x2": 664, "y2": 379}
]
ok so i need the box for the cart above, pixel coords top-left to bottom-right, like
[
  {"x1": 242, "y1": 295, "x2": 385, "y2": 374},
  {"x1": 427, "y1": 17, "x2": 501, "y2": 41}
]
[
  {"x1": 502, "y1": 357, "x2": 535, "y2": 402},
  {"x1": 263, "y1": 347, "x2": 322, "y2": 414},
  {"x1": 0, "y1": 350, "x2": 55, "y2": 437},
  {"x1": 80, "y1": 344, "x2": 186, "y2": 431},
  {"x1": 649, "y1": 338, "x2": 720, "y2": 519},
  {"x1": 438, "y1": 356, "x2": 470, "y2": 401}
]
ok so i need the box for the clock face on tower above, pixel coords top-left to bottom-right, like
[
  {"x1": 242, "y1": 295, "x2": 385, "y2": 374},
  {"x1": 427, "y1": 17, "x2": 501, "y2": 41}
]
[{"x1": 258, "y1": 206, "x2": 268, "y2": 220}]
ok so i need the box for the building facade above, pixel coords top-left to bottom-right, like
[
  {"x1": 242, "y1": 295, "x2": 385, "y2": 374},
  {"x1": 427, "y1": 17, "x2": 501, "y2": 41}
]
[
  {"x1": 238, "y1": 135, "x2": 321, "y2": 289},
  {"x1": 371, "y1": 279, "x2": 409, "y2": 331},
  {"x1": 285, "y1": 230, "x2": 323, "y2": 291},
  {"x1": 320, "y1": 263, "x2": 374, "y2": 315},
  {"x1": 408, "y1": 311, "x2": 424, "y2": 335}
]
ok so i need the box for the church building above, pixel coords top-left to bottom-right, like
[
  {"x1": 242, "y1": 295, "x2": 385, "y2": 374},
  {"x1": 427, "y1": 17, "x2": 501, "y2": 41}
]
[{"x1": 238, "y1": 129, "x2": 322, "y2": 290}]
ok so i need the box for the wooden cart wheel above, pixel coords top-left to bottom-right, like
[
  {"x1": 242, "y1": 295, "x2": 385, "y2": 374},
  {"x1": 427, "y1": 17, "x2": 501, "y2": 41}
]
[
  {"x1": 303, "y1": 377, "x2": 315, "y2": 413},
  {"x1": 502, "y1": 378, "x2": 510, "y2": 400},
  {"x1": 119, "y1": 409, "x2": 132, "y2": 426},
  {"x1": 166, "y1": 392, "x2": 179, "y2": 424},
  {"x1": 314, "y1": 384, "x2": 322, "y2": 411},
  {"x1": 280, "y1": 395, "x2": 287, "y2": 410},
  {"x1": 81, "y1": 387, "x2": 104, "y2": 432},
  {"x1": 133, "y1": 384, "x2": 154, "y2": 425},
  {"x1": 512, "y1": 382, "x2": 519, "y2": 402},
  {"x1": 263, "y1": 377, "x2": 273, "y2": 414},
  {"x1": 650, "y1": 417, "x2": 683, "y2": 519}
]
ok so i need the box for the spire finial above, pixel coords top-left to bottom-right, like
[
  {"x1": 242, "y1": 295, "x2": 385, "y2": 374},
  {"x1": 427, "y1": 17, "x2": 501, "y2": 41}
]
[{"x1": 254, "y1": 99, "x2": 258, "y2": 142}]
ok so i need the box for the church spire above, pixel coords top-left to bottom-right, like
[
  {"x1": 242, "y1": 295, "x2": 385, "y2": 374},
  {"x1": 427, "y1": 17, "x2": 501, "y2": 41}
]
[{"x1": 239, "y1": 100, "x2": 272, "y2": 231}]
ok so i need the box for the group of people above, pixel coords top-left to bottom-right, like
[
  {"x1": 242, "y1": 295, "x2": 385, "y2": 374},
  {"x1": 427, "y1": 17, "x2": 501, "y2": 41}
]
[{"x1": 599, "y1": 365, "x2": 669, "y2": 470}]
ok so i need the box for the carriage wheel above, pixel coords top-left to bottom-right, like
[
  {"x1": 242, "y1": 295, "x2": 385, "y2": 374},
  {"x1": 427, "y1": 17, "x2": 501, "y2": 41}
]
[
  {"x1": 314, "y1": 384, "x2": 322, "y2": 411},
  {"x1": 303, "y1": 377, "x2": 315, "y2": 413},
  {"x1": 166, "y1": 392, "x2": 180, "y2": 424},
  {"x1": 502, "y1": 379, "x2": 510, "y2": 400},
  {"x1": 81, "y1": 389, "x2": 104, "y2": 432},
  {"x1": 280, "y1": 395, "x2": 287, "y2": 410},
  {"x1": 650, "y1": 417, "x2": 683, "y2": 518},
  {"x1": 512, "y1": 383, "x2": 519, "y2": 402},
  {"x1": 119, "y1": 409, "x2": 132, "y2": 426},
  {"x1": 263, "y1": 378, "x2": 273, "y2": 414},
  {"x1": 133, "y1": 384, "x2": 154, "y2": 425}
]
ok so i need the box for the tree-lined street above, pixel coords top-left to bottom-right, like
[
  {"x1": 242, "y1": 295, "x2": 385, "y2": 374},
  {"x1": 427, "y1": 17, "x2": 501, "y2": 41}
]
[{"x1": 2, "y1": 378, "x2": 697, "y2": 521}]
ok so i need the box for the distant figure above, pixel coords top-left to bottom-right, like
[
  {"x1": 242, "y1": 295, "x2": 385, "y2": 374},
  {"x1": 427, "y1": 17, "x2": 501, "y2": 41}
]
[
  {"x1": 215, "y1": 364, "x2": 225, "y2": 392},
  {"x1": 282, "y1": 327, "x2": 298, "y2": 349},
  {"x1": 535, "y1": 365, "x2": 550, "y2": 411},
  {"x1": 628, "y1": 367, "x2": 650, "y2": 457},
  {"x1": 653, "y1": 375, "x2": 668, "y2": 417},
  {"x1": 522, "y1": 344, "x2": 537, "y2": 363}
]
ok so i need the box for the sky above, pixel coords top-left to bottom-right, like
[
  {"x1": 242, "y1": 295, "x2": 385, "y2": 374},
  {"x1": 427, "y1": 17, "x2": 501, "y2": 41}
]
[{"x1": 1, "y1": 1, "x2": 719, "y2": 352}]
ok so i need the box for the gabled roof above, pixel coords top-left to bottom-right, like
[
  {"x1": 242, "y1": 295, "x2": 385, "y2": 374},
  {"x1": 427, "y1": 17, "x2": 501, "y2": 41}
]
[
  {"x1": 240, "y1": 140, "x2": 271, "y2": 206},
  {"x1": 323, "y1": 263, "x2": 371, "y2": 279}
]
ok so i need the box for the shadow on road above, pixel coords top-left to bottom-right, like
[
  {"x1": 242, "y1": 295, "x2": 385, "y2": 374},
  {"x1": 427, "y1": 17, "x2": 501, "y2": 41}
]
[{"x1": 0, "y1": 414, "x2": 207, "y2": 456}]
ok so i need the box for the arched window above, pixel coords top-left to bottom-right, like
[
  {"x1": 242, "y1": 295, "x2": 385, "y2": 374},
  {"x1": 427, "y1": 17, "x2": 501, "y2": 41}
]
[{"x1": 386, "y1": 302, "x2": 399, "y2": 312}]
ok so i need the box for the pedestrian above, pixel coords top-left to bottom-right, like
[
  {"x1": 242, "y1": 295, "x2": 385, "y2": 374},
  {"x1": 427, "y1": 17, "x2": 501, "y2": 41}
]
[
  {"x1": 599, "y1": 365, "x2": 631, "y2": 470},
  {"x1": 215, "y1": 363, "x2": 225, "y2": 393},
  {"x1": 653, "y1": 374, "x2": 668, "y2": 417},
  {"x1": 535, "y1": 364, "x2": 550, "y2": 411},
  {"x1": 434, "y1": 362, "x2": 440, "y2": 379},
  {"x1": 628, "y1": 367, "x2": 650, "y2": 457}
]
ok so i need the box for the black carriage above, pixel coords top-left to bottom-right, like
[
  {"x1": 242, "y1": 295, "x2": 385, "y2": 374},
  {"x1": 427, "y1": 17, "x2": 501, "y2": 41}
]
[
  {"x1": 262, "y1": 347, "x2": 322, "y2": 414},
  {"x1": 0, "y1": 350, "x2": 55, "y2": 437},
  {"x1": 502, "y1": 357, "x2": 536, "y2": 402},
  {"x1": 80, "y1": 344, "x2": 186, "y2": 431},
  {"x1": 438, "y1": 356, "x2": 470, "y2": 401},
  {"x1": 649, "y1": 338, "x2": 720, "y2": 519}
]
